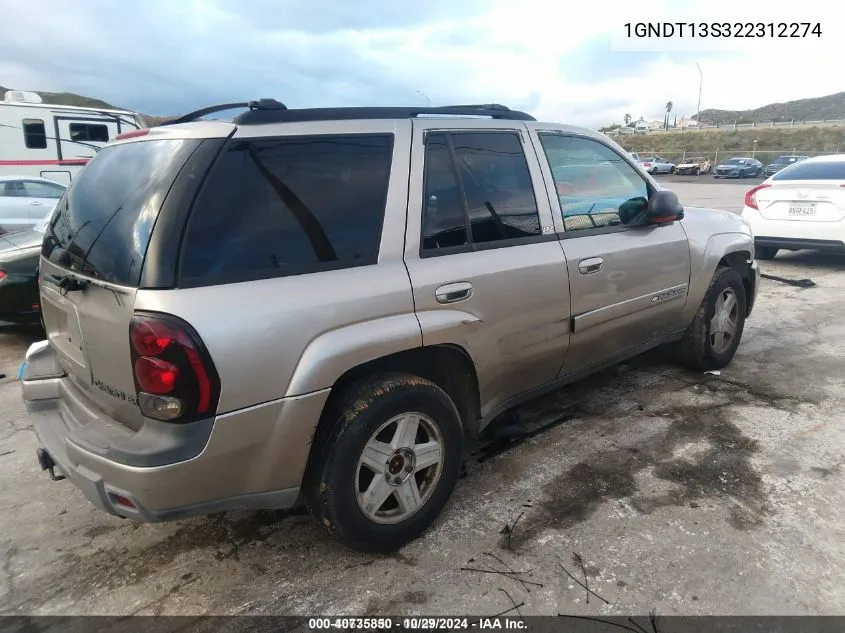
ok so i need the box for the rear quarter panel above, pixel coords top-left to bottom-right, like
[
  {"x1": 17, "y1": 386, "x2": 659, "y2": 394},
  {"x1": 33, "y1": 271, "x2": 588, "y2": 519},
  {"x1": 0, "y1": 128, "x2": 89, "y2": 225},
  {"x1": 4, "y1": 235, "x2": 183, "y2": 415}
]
[{"x1": 679, "y1": 206, "x2": 754, "y2": 324}]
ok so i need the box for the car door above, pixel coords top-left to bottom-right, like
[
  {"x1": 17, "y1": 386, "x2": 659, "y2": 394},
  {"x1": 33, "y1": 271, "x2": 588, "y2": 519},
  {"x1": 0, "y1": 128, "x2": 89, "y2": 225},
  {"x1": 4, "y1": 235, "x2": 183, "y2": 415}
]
[
  {"x1": 0, "y1": 180, "x2": 38, "y2": 233},
  {"x1": 404, "y1": 121, "x2": 571, "y2": 424},
  {"x1": 22, "y1": 180, "x2": 65, "y2": 220},
  {"x1": 528, "y1": 128, "x2": 691, "y2": 375}
]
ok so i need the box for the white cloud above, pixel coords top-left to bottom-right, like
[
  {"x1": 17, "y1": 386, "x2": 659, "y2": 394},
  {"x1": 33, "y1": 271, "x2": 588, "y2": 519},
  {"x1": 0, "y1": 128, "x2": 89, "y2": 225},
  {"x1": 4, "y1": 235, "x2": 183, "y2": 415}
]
[{"x1": 0, "y1": 0, "x2": 842, "y2": 128}]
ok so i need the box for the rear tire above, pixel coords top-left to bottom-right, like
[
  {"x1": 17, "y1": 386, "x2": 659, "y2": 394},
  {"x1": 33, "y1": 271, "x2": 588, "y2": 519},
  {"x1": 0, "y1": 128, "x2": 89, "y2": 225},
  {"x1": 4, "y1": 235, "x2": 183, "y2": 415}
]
[
  {"x1": 672, "y1": 266, "x2": 747, "y2": 371},
  {"x1": 669, "y1": 166, "x2": 676, "y2": 174},
  {"x1": 304, "y1": 373, "x2": 464, "y2": 553},
  {"x1": 756, "y1": 246, "x2": 778, "y2": 260}
]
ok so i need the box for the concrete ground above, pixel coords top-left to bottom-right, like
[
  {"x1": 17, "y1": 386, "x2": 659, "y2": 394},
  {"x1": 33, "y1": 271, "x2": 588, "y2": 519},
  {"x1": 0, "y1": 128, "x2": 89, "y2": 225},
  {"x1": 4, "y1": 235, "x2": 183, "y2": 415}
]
[{"x1": 1, "y1": 180, "x2": 844, "y2": 616}]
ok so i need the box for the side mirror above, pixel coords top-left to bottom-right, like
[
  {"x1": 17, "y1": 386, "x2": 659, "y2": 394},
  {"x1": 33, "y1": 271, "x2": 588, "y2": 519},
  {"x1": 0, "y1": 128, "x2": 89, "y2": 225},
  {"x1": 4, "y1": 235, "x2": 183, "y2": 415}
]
[{"x1": 645, "y1": 189, "x2": 684, "y2": 224}]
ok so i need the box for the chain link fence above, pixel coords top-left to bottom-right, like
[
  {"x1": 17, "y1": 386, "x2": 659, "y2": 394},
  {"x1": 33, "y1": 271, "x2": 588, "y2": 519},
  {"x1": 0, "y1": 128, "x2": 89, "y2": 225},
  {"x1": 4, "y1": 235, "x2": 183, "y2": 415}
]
[{"x1": 636, "y1": 149, "x2": 839, "y2": 166}]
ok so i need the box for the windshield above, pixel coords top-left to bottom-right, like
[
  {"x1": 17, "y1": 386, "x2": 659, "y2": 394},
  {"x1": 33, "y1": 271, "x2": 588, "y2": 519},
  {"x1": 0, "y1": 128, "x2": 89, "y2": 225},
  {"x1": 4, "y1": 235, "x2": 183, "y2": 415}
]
[
  {"x1": 725, "y1": 159, "x2": 746, "y2": 165},
  {"x1": 642, "y1": 157, "x2": 655, "y2": 162},
  {"x1": 41, "y1": 138, "x2": 202, "y2": 285}
]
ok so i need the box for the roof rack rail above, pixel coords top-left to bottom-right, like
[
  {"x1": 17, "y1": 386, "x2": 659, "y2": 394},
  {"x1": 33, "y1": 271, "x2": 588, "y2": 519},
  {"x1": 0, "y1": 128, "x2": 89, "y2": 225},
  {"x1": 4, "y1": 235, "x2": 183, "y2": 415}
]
[
  {"x1": 161, "y1": 98, "x2": 287, "y2": 126},
  {"x1": 232, "y1": 103, "x2": 536, "y2": 125}
]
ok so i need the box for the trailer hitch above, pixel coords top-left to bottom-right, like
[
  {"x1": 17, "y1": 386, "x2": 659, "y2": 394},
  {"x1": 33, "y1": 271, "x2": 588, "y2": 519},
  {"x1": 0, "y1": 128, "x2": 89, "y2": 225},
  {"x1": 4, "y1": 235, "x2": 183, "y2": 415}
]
[{"x1": 36, "y1": 448, "x2": 65, "y2": 481}]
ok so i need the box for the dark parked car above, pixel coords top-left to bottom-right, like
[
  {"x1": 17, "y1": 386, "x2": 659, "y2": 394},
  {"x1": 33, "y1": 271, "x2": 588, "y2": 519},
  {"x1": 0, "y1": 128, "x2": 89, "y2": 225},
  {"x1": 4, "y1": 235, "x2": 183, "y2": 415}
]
[
  {"x1": 0, "y1": 217, "x2": 46, "y2": 326},
  {"x1": 714, "y1": 157, "x2": 763, "y2": 179},
  {"x1": 763, "y1": 155, "x2": 810, "y2": 177}
]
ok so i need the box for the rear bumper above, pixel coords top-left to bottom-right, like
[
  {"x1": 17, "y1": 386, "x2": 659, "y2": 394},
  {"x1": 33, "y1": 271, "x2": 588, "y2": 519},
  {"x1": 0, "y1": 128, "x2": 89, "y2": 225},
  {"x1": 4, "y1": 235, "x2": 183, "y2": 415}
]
[
  {"x1": 20, "y1": 341, "x2": 330, "y2": 522},
  {"x1": 743, "y1": 207, "x2": 845, "y2": 251}
]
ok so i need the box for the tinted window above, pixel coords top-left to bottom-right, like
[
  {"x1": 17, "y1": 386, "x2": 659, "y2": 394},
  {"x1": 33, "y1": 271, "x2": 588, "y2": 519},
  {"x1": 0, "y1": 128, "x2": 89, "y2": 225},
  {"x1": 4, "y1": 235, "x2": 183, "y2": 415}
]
[
  {"x1": 180, "y1": 134, "x2": 393, "y2": 285},
  {"x1": 772, "y1": 160, "x2": 845, "y2": 181},
  {"x1": 69, "y1": 122, "x2": 109, "y2": 143},
  {"x1": 421, "y1": 131, "x2": 541, "y2": 253},
  {"x1": 539, "y1": 134, "x2": 649, "y2": 232},
  {"x1": 42, "y1": 139, "x2": 202, "y2": 285},
  {"x1": 23, "y1": 181, "x2": 65, "y2": 199},
  {"x1": 23, "y1": 119, "x2": 47, "y2": 149},
  {"x1": 451, "y1": 132, "x2": 540, "y2": 245},
  {"x1": 725, "y1": 159, "x2": 746, "y2": 165},
  {"x1": 422, "y1": 134, "x2": 467, "y2": 250}
]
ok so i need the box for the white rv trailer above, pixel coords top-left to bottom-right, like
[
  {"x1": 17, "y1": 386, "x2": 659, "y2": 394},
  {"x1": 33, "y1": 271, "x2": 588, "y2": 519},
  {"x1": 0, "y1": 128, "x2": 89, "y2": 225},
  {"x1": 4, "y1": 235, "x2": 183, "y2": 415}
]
[{"x1": 0, "y1": 91, "x2": 146, "y2": 184}]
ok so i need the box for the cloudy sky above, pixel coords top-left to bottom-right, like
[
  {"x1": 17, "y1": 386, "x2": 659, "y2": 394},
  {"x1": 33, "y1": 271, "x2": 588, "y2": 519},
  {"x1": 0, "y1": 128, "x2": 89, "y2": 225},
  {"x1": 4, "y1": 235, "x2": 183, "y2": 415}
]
[{"x1": 1, "y1": 0, "x2": 841, "y2": 128}]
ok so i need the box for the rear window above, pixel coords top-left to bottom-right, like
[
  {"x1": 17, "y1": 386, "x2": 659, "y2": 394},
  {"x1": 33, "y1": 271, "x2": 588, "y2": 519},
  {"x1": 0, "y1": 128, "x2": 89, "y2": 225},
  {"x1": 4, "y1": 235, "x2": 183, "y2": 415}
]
[
  {"x1": 179, "y1": 134, "x2": 394, "y2": 286},
  {"x1": 41, "y1": 138, "x2": 202, "y2": 285},
  {"x1": 772, "y1": 160, "x2": 845, "y2": 181}
]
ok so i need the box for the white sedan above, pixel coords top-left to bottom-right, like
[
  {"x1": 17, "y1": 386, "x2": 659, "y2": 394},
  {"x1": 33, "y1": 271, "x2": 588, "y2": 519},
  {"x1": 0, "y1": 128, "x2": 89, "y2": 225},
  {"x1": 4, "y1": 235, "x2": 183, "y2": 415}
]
[
  {"x1": 0, "y1": 175, "x2": 66, "y2": 235},
  {"x1": 742, "y1": 154, "x2": 845, "y2": 259},
  {"x1": 639, "y1": 156, "x2": 676, "y2": 174}
]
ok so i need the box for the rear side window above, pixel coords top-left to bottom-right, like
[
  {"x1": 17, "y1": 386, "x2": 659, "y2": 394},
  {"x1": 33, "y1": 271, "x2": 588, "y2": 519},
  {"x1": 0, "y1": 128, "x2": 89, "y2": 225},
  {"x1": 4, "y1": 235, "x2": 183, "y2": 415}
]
[
  {"x1": 69, "y1": 122, "x2": 109, "y2": 143},
  {"x1": 42, "y1": 139, "x2": 202, "y2": 285},
  {"x1": 421, "y1": 131, "x2": 541, "y2": 254},
  {"x1": 23, "y1": 180, "x2": 65, "y2": 198},
  {"x1": 180, "y1": 134, "x2": 394, "y2": 285},
  {"x1": 23, "y1": 119, "x2": 47, "y2": 149},
  {"x1": 772, "y1": 160, "x2": 845, "y2": 181}
]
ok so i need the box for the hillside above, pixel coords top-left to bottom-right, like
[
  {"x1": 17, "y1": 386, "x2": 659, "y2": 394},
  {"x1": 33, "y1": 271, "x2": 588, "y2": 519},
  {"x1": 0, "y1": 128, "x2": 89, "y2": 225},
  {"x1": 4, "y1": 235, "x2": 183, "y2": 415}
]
[
  {"x1": 617, "y1": 126, "x2": 845, "y2": 166},
  {"x1": 696, "y1": 92, "x2": 845, "y2": 125},
  {"x1": 0, "y1": 85, "x2": 118, "y2": 110}
]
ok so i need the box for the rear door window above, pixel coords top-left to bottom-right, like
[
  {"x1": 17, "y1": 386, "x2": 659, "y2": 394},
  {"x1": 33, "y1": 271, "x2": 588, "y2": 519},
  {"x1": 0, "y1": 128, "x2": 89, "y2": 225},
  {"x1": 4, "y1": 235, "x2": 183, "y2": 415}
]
[
  {"x1": 23, "y1": 180, "x2": 66, "y2": 199},
  {"x1": 772, "y1": 161, "x2": 845, "y2": 180},
  {"x1": 179, "y1": 134, "x2": 394, "y2": 286},
  {"x1": 421, "y1": 131, "x2": 541, "y2": 254},
  {"x1": 41, "y1": 138, "x2": 202, "y2": 285}
]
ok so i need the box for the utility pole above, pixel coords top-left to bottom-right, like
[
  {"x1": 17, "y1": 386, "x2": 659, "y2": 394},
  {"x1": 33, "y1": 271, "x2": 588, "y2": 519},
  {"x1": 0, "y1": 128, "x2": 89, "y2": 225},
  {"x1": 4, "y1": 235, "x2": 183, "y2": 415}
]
[
  {"x1": 416, "y1": 90, "x2": 430, "y2": 107},
  {"x1": 695, "y1": 62, "x2": 703, "y2": 125}
]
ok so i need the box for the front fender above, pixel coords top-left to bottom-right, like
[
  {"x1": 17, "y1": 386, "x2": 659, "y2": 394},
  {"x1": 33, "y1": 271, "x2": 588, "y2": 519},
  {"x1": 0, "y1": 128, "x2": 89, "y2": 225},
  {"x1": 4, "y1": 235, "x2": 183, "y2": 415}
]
[
  {"x1": 681, "y1": 231, "x2": 755, "y2": 325},
  {"x1": 284, "y1": 313, "x2": 423, "y2": 397}
]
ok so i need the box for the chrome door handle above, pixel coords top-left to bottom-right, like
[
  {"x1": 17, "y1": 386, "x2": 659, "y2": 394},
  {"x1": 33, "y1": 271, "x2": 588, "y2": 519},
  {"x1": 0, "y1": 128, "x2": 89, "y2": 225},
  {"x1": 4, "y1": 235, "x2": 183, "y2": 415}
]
[
  {"x1": 578, "y1": 257, "x2": 604, "y2": 274},
  {"x1": 29, "y1": 201, "x2": 42, "y2": 205},
  {"x1": 435, "y1": 282, "x2": 473, "y2": 304}
]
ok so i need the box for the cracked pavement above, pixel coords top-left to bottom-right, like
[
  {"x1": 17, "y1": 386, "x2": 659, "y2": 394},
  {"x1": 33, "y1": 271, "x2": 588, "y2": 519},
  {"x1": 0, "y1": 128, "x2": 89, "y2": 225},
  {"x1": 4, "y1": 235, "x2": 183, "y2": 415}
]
[{"x1": 1, "y1": 181, "x2": 845, "y2": 616}]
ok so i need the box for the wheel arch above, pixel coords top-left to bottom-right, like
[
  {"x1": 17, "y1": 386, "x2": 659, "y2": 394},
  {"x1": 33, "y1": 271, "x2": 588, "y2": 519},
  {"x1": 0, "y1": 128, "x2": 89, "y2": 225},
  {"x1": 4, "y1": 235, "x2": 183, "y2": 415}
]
[
  {"x1": 305, "y1": 344, "x2": 482, "y2": 462},
  {"x1": 682, "y1": 231, "x2": 755, "y2": 324}
]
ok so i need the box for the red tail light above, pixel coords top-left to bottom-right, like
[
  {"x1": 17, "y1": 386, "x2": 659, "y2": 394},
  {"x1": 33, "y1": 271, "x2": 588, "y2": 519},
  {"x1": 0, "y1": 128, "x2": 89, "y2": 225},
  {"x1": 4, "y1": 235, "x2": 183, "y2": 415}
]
[
  {"x1": 115, "y1": 128, "x2": 150, "y2": 141},
  {"x1": 643, "y1": 162, "x2": 652, "y2": 167},
  {"x1": 744, "y1": 184, "x2": 771, "y2": 211},
  {"x1": 0, "y1": 271, "x2": 5, "y2": 281},
  {"x1": 129, "y1": 313, "x2": 219, "y2": 422}
]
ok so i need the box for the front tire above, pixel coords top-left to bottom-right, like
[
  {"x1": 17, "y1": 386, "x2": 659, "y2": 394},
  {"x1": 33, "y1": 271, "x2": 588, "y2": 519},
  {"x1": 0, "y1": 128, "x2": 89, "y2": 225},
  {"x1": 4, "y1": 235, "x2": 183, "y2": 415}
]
[
  {"x1": 304, "y1": 373, "x2": 464, "y2": 553},
  {"x1": 673, "y1": 266, "x2": 748, "y2": 371}
]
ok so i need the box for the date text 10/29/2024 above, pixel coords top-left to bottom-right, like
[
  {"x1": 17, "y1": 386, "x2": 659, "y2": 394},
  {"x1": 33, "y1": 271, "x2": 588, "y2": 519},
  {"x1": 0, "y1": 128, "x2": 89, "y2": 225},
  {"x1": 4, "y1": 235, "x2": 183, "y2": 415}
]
[
  {"x1": 623, "y1": 22, "x2": 822, "y2": 38},
  {"x1": 308, "y1": 618, "x2": 527, "y2": 631}
]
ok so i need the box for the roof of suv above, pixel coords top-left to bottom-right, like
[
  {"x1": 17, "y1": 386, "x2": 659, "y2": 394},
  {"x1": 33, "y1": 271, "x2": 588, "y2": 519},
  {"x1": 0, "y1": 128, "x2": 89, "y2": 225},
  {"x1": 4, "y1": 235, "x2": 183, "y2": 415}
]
[{"x1": 160, "y1": 99, "x2": 537, "y2": 127}]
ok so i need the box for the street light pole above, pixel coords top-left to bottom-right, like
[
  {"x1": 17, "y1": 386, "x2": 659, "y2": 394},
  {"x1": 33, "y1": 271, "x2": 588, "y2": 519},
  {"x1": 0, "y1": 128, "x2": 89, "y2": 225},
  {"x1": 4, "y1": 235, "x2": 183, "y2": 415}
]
[
  {"x1": 695, "y1": 62, "x2": 703, "y2": 126},
  {"x1": 416, "y1": 90, "x2": 431, "y2": 107}
]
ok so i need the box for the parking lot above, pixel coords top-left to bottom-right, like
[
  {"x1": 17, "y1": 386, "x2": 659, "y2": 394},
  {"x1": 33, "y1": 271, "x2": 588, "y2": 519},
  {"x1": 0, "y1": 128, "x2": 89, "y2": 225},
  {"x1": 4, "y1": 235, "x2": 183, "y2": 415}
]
[{"x1": 2, "y1": 177, "x2": 844, "y2": 617}]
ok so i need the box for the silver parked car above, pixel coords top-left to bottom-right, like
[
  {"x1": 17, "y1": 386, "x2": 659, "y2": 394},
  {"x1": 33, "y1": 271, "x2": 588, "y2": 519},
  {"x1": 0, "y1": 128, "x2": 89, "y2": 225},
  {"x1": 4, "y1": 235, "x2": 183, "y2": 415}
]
[
  {"x1": 0, "y1": 175, "x2": 65, "y2": 235},
  {"x1": 639, "y1": 156, "x2": 676, "y2": 174},
  {"x1": 21, "y1": 101, "x2": 759, "y2": 553}
]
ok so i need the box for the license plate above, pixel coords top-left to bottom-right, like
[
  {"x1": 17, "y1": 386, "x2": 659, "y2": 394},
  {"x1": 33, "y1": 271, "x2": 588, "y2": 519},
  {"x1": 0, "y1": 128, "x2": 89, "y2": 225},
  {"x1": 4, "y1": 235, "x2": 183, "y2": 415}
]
[{"x1": 788, "y1": 204, "x2": 816, "y2": 216}]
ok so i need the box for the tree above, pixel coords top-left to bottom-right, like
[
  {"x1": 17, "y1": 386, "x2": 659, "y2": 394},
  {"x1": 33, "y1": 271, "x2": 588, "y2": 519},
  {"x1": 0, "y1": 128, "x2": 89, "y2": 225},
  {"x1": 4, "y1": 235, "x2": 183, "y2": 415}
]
[
  {"x1": 664, "y1": 101, "x2": 673, "y2": 130},
  {"x1": 624, "y1": 113, "x2": 632, "y2": 126}
]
